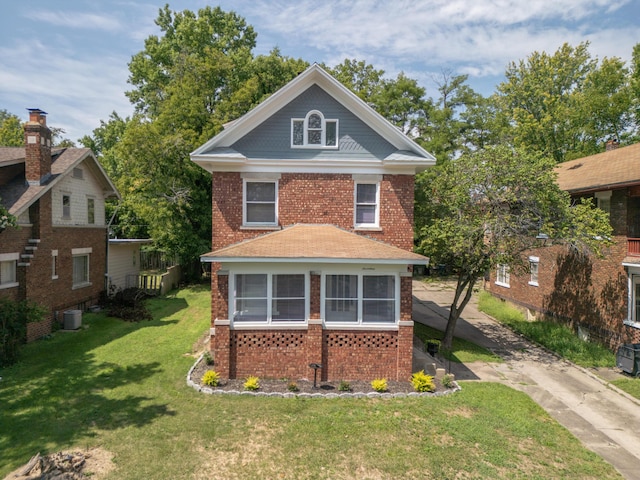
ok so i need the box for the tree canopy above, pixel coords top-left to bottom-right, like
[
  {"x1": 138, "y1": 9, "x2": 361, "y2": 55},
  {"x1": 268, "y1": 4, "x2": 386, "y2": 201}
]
[{"x1": 415, "y1": 145, "x2": 612, "y2": 350}]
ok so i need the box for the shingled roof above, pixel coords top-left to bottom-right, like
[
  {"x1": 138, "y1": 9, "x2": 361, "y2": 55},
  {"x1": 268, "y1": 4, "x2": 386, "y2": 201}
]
[
  {"x1": 556, "y1": 143, "x2": 640, "y2": 194},
  {"x1": 201, "y1": 224, "x2": 429, "y2": 264}
]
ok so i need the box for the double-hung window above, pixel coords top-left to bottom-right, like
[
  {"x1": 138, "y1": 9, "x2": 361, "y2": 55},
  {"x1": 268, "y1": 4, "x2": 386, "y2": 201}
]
[
  {"x1": 233, "y1": 273, "x2": 306, "y2": 324},
  {"x1": 72, "y1": 247, "x2": 92, "y2": 288},
  {"x1": 87, "y1": 198, "x2": 95, "y2": 224},
  {"x1": 354, "y1": 183, "x2": 379, "y2": 228},
  {"x1": 62, "y1": 194, "x2": 71, "y2": 219},
  {"x1": 243, "y1": 180, "x2": 277, "y2": 226},
  {"x1": 324, "y1": 273, "x2": 397, "y2": 324},
  {"x1": 0, "y1": 253, "x2": 19, "y2": 289},
  {"x1": 529, "y1": 256, "x2": 539, "y2": 286},
  {"x1": 291, "y1": 110, "x2": 338, "y2": 148},
  {"x1": 496, "y1": 264, "x2": 510, "y2": 287}
]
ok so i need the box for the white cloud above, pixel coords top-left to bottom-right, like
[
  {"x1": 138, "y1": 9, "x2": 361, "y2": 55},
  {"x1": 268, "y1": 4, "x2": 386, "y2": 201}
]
[{"x1": 30, "y1": 11, "x2": 122, "y2": 32}]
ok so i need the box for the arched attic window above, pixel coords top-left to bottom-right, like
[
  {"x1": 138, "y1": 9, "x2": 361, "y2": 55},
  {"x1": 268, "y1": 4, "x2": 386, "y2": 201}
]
[{"x1": 291, "y1": 110, "x2": 338, "y2": 148}]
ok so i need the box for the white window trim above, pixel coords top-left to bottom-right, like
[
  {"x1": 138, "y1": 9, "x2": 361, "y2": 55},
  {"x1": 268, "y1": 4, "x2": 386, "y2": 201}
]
[
  {"x1": 354, "y1": 181, "x2": 380, "y2": 229},
  {"x1": 321, "y1": 271, "x2": 400, "y2": 328},
  {"x1": 528, "y1": 256, "x2": 539, "y2": 287},
  {"x1": 62, "y1": 194, "x2": 71, "y2": 219},
  {"x1": 242, "y1": 178, "x2": 279, "y2": 227},
  {"x1": 0, "y1": 252, "x2": 19, "y2": 289},
  {"x1": 229, "y1": 271, "x2": 310, "y2": 328},
  {"x1": 626, "y1": 272, "x2": 640, "y2": 328},
  {"x1": 496, "y1": 264, "x2": 510, "y2": 288},
  {"x1": 72, "y1": 248, "x2": 92, "y2": 289},
  {"x1": 52, "y1": 249, "x2": 59, "y2": 280},
  {"x1": 291, "y1": 110, "x2": 339, "y2": 149}
]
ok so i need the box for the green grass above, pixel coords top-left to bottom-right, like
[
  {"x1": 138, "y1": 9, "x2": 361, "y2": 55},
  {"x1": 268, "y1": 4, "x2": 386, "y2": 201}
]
[
  {"x1": 0, "y1": 286, "x2": 622, "y2": 479},
  {"x1": 478, "y1": 291, "x2": 616, "y2": 368},
  {"x1": 611, "y1": 377, "x2": 640, "y2": 400},
  {"x1": 414, "y1": 322, "x2": 502, "y2": 364}
]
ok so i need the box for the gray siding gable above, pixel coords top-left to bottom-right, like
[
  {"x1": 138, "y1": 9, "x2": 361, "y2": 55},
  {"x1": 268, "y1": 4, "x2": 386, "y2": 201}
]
[{"x1": 230, "y1": 85, "x2": 397, "y2": 160}]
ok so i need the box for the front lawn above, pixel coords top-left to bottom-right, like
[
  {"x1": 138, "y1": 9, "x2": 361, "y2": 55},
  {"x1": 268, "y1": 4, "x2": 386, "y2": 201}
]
[{"x1": 0, "y1": 286, "x2": 622, "y2": 479}]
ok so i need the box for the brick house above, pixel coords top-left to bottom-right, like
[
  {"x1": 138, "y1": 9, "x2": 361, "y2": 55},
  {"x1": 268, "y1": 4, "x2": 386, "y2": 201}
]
[
  {"x1": 0, "y1": 109, "x2": 119, "y2": 341},
  {"x1": 191, "y1": 64, "x2": 435, "y2": 381},
  {"x1": 487, "y1": 141, "x2": 640, "y2": 348}
]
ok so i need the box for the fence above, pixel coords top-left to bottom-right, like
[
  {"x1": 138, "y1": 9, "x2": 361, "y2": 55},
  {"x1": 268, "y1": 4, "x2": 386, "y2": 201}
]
[{"x1": 125, "y1": 265, "x2": 182, "y2": 296}]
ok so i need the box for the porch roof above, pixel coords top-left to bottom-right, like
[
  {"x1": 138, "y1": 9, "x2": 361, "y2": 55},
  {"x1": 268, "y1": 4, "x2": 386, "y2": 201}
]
[{"x1": 201, "y1": 224, "x2": 429, "y2": 265}]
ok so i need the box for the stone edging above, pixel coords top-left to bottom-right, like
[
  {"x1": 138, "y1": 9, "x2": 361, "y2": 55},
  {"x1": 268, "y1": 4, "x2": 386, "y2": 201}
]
[{"x1": 186, "y1": 353, "x2": 461, "y2": 399}]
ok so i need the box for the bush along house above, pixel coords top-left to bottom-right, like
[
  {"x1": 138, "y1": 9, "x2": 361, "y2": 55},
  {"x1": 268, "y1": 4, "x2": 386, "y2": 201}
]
[
  {"x1": 488, "y1": 141, "x2": 640, "y2": 349},
  {"x1": 191, "y1": 64, "x2": 435, "y2": 382},
  {"x1": 0, "y1": 109, "x2": 119, "y2": 341}
]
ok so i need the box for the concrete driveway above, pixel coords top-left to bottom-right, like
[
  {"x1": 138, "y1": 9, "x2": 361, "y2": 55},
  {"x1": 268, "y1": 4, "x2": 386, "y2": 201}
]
[{"x1": 412, "y1": 279, "x2": 640, "y2": 480}]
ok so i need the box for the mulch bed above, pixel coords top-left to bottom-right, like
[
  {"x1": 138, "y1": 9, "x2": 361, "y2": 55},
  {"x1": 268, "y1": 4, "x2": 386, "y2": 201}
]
[{"x1": 188, "y1": 354, "x2": 457, "y2": 397}]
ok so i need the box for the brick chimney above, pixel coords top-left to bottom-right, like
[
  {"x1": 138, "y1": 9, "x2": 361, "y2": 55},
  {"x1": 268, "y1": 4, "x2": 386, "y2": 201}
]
[
  {"x1": 24, "y1": 108, "x2": 52, "y2": 185},
  {"x1": 605, "y1": 138, "x2": 620, "y2": 151}
]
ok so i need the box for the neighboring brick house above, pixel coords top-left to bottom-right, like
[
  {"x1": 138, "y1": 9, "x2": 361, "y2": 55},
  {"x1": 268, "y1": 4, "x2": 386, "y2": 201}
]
[
  {"x1": 488, "y1": 141, "x2": 640, "y2": 349},
  {"x1": 0, "y1": 109, "x2": 119, "y2": 341},
  {"x1": 191, "y1": 64, "x2": 435, "y2": 381}
]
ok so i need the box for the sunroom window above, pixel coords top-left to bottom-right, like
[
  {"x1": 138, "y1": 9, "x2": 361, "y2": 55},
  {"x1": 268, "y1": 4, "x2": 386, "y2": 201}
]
[
  {"x1": 291, "y1": 110, "x2": 338, "y2": 148},
  {"x1": 234, "y1": 273, "x2": 306, "y2": 323},
  {"x1": 324, "y1": 273, "x2": 396, "y2": 324}
]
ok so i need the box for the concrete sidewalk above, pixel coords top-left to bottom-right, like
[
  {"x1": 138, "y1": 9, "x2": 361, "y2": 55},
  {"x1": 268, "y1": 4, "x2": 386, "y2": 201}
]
[{"x1": 412, "y1": 279, "x2": 640, "y2": 480}]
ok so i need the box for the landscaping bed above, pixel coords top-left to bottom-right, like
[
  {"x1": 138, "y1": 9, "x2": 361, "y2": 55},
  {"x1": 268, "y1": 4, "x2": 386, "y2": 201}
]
[{"x1": 188, "y1": 354, "x2": 458, "y2": 397}]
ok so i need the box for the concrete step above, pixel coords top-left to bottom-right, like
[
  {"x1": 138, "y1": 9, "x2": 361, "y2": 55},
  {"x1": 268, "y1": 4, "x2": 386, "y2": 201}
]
[
  {"x1": 18, "y1": 262, "x2": 30, "y2": 267},
  {"x1": 21, "y1": 254, "x2": 34, "y2": 259},
  {"x1": 28, "y1": 238, "x2": 41, "y2": 244},
  {"x1": 25, "y1": 246, "x2": 38, "y2": 251}
]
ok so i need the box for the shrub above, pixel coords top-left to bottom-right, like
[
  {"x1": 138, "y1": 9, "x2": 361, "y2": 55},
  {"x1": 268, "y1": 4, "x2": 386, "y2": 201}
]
[
  {"x1": 442, "y1": 373, "x2": 456, "y2": 389},
  {"x1": 201, "y1": 370, "x2": 220, "y2": 387},
  {"x1": 338, "y1": 380, "x2": 351, "y2": 392},
  {"x1": 0, "y1": 298, "x2": 47, "y2": 366},
  {"x1": 102, "y1": 287, "x2": 152, "y2": 322},
  {"x1": 244, "y1": 376, "x2": 260, "y2": 391},
  {"x1": 371, "y1": 378, "x2": 388, "y2": 393},
  {"x1": 411, "y1": 370, "x2": 436, "y2": 392},
  {"x1": 203, "y1": 351, "x2": 214, "y2": 365},
  {"x1": 287, "y1": 381, "x2": 299, "y2": 392}
]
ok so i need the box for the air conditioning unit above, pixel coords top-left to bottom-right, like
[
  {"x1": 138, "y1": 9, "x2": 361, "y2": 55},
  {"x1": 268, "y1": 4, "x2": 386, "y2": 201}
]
[{"x1": 63, "y1": 310, "x2": 82, "y2": 330}]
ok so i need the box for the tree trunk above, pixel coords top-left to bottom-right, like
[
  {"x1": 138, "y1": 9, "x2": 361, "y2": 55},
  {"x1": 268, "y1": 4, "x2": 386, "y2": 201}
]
[{"x1": 440, "y1": 274, "x2": 477, "y2": 351}]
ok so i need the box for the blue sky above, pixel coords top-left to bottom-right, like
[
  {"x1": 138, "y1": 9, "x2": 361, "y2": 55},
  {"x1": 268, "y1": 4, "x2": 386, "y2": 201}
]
[{"x1": 0, "y1": 0, "x2": 638, "y2": 142}]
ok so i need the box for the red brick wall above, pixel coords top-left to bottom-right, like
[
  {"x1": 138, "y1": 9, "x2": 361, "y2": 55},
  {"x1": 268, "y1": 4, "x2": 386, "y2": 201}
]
[
  {"x1": 211, "y1": 172, "x2": 415, "y2": 250},
  {"x1": 488, "y1": 235, "x2": 632, "y2": 349},
  {"x1": 0, "y1": 191, "x2": 107, "y2": 342},
  {"x1": 207, "y1": 171, "x2": 417, "y2": 381}
]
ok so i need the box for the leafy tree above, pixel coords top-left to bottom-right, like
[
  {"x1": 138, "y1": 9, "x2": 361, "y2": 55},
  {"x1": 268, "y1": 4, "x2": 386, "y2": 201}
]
[
  {"x1": 415, "y1": 145, "x2": 612, "y2": 350},
  {"x1": 327, "y1": 59, "x2": 385, "y2": 102},
  {"x1": 375, "y1": 72, "x2": 430, "y2": 135},
  {"x1": 0, "y1": 110, "x2": 23, "y2": 146}
]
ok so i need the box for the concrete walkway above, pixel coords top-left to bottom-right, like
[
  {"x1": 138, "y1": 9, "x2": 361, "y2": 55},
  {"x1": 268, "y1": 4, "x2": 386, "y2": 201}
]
[{"x1": 412, "y1": 280, "x2": 640, "y2": 480}]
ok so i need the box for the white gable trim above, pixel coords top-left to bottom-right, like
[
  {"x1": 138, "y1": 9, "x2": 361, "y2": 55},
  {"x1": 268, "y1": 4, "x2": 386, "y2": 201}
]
[{"x1": 191, "y1": 64, "x2": 435, "y2": 164}]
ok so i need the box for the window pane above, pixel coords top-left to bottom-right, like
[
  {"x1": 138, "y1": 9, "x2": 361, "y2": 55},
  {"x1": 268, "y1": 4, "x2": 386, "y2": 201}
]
[
  {"x1": 236, "y1": 274, "x2": 267, "y2": 297},
  {"x1": 246, "y1": 203, "x2": 275, "y2": 223},
  {"x1": 356, "y1": 184, "x2": 377, "y2": 203},
  {"x1": 363, "y1": 275, "x2": 394, "y2": 298},
  {"x1": 73, "y1": 255, "x2": 88, "y2": 285},
  {"x1": 307, "y1": 130, "x2": 321, "y2": 144},
  {"x1": 308, "y1": 114, "x2": 321, "y2": 129},
  {"x1": 88, "y1": 198, "x2": 95, "y2": 224},
  {"x1": 0, "y1": 260, "x2": 16, "y2": 284},
  {"x1": 363, "y1": 299, "x2": 395, "y2": 323},
  {"x1": 246, "y1": 182, "x2": 275, "y2": 202},
  {"x1": 234, "y1": 299, "x2": 268, "y2": 322},
  {"x1": 326, "y1": 121, "x2": 337, "y2": 146},
  {"x1": 356, "y1": 205, "x2": 376, "y2": 224},
  {"x1": 325, "y1": 275, "x2": 358, "y2": 322},
  {"x1": 272, "y1": 299, "x2": 305, "y2": 321},
  {"x1": 293, "y1": 120, "x2": 303, "y2": 145},
  {"x1": 326, "y1": 299, "x2": 358, "y2": 322},
  {"x1": 273, "y1": 274, "x2": 305, "y2": 297},
  {"x1": 326, "y1": 275, "x2": 357, "y2": 298}
]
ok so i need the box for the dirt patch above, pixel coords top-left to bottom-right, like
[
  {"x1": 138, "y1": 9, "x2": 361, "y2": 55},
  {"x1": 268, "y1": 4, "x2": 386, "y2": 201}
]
[{"x1": 4, "y1": 447, "x2": 115, "y2": 480}]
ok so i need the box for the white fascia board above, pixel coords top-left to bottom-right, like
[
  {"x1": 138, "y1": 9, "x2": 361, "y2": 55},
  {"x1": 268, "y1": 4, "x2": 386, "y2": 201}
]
[
  {"x1": 200, "y1": 256, "x2": 429, "y2": 265},
  {"x1": 192, "y1": 157, "x2": 417, "y2": 175},
  {"x1": 190, "y1": 64, "x2": 435, "y2": 163}
]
